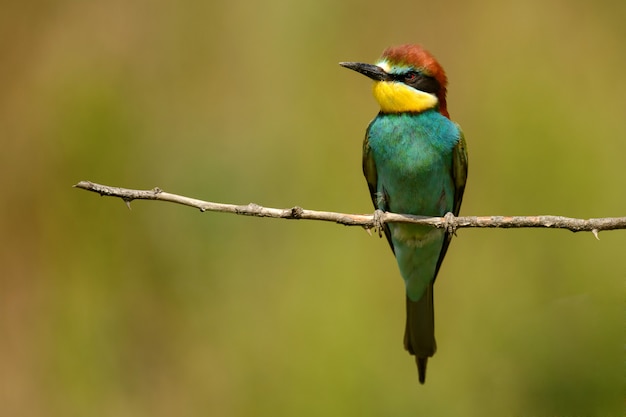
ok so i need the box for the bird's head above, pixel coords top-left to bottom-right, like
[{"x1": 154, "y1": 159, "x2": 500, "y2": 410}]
[{"x1": 340, "y1": 44, "x2": 449, "y2": 118}]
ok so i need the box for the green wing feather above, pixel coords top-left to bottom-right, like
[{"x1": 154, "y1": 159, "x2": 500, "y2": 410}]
[
  {"x1": 362, "y1": 131, "x2": 378, "y2": 207},
  {"x1": 362, "y1": 130, "x2": 395, "y2": 254},
  {"x1": 433, "y1": 128, "x2": 468, "y2": 280}
]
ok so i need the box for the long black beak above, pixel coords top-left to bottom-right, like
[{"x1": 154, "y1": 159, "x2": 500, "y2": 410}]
[{"x1": 339, "y1": 62, "x2": 390, "y2": 81}]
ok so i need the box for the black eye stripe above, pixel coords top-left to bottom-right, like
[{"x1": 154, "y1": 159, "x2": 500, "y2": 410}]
[
  {"x1": 391, "y1": 71, "x2": 418, "y2": 81},
  {"x1": 393, "y1": 71, "x2": 440, "y2": 95}
]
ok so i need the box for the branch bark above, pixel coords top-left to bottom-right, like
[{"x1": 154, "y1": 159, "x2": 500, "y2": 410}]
[{"x1": 73, "y1": 180, "x2": 626, "y2": 236}]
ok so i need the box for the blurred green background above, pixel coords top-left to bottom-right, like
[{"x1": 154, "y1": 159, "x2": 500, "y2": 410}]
[{"x1": 1, "y1": 0, "x2": 624, "y2": 416}]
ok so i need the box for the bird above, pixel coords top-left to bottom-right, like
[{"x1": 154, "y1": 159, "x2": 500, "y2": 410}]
[{"x1": 340, "y1": 45, "x2": 468, "y2": 384}]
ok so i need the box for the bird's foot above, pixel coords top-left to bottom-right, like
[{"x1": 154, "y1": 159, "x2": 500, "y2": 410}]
[
  {"x1": 372, "y1": 209, "x2": 385, "y2": 237},
  {"x1": 443, "y1": 212, "x2": 457, "y2": 235}
]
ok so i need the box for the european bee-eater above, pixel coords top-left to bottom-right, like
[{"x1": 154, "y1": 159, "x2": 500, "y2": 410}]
[{"x1": 340, "y1": 45, "x2": 468, "y2": 384}]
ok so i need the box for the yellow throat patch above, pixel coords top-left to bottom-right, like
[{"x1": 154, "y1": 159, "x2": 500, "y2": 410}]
[{"x1": 372, "y1": 81, "x2": 438, "y2": 113}]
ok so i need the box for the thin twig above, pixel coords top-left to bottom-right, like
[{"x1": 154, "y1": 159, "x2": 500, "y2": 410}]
[{"x1": 73, "y1": 180, "x2": 626, "y2": 236}]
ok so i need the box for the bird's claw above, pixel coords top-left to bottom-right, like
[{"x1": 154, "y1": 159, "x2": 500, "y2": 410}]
[
  {"x1": 372, "y1": 209, "x2": 385, "y2": 237},
  {"x1": 443, "y1": 212, "x2": 457, "y2": 235}
]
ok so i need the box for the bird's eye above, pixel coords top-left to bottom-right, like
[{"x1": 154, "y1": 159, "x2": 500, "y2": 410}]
[{"x1": 404, "y1": 72, "x2": 418, "y2": 82}]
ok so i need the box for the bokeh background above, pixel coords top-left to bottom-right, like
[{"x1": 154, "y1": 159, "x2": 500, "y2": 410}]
[{"x1": 1, "y1": 0, "x2": 624, "y2": 416}]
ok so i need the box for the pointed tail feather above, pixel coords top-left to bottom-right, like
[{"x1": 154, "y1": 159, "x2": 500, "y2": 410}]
[
  {"x1": 416, "y1": 357, "x2": 428, "y2": 384},
  {"x1": 403, "y1": 284, "x2": 436, "y2": 384}
]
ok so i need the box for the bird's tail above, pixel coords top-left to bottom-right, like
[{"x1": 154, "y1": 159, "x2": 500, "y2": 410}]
[{"x1": 403, "y1": 283, "x2": 436, "y2": 384}]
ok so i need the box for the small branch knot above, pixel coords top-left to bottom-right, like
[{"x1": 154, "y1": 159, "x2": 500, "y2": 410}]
[{"x1": 290, "y1": 206, "x2": 304, "y2": 219}]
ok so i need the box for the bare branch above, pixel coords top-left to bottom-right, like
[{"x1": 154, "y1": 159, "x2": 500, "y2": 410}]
[{"x1": 74, "y1": 180, "x2": 626, "y2": 234}]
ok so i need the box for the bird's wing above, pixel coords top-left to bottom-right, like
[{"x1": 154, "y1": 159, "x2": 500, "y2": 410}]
[
  {"x1": 451, "y1": 129, "x2": 469, "y2": 217},
  {"x1": 433, "y1": 128, "x2": 468, "y2": 280},
  {"x1": 363, "y1": 131, "x2": 395, "y2": 254}
]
